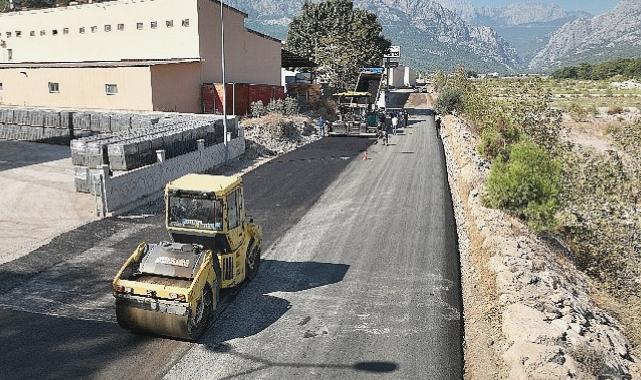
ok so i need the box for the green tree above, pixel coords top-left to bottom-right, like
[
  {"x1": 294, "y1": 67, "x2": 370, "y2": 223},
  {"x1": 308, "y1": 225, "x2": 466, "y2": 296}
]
[
  {"x1": 286, "y1": 0, "x2": 391, "y2": 90},
  {"x1": 433, "y1": 71, "x2": 447, "y2": 91},
  {"x1": 485, "y1": 141, "x2": 561, "y2": 232}
]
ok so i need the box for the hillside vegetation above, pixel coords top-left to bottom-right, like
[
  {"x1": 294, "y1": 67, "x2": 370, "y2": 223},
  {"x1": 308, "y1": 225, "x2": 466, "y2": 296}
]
[
  {"x1": 437, "y1": 72, "x2": 641, "y2": 350},
  {"x1": 552, "y1": 58, "x2": 641, "y2": 80}
]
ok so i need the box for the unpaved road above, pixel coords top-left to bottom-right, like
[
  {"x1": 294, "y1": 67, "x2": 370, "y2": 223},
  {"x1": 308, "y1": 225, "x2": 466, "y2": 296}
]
[
  {"x1": 0, "y1": 106, "x2": 462, "y2": 378},
  {"x1": 0, "y1": 140, "x2": 96, "y2": 264}
]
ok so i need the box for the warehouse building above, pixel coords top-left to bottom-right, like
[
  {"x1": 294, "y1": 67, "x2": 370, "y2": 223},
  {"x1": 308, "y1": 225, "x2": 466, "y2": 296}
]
[{"x1": 0, "y1": 0, "x2": 282, "y2": 113}]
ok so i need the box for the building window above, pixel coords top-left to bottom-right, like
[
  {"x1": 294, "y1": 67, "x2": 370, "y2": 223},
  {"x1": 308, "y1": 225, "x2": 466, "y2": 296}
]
[
  {"x1": 63, "y1": 28, "x2": 69, "y2": 35},
  {"x1": 104, "y1": 25, "x2": 111, "y2": 32},
  {"x1": 15, "y1": 31, "x2": 21, "y2": 38},
  {"x1": 105, "y1": 84, "x2": 118, "y2": 95},
  {"x1": 79, "y1": 27, "x2": 86, "y2": 34},
  {"x1": 117, "y1": 24, "x2": 125, "y2": 31},
  {"x1": 52, "y1": 29, "x2": 58, "y2": 36},
  {"x1": 7, "y1": 49, "x2": 12, "y2": 61},
  {"x1": 136, "y1": 22, "x2": 143, "y2": 30},
  {"x1": 40, "y1": 30, "x2": 46, "y2": 36},
  {"x1": 182, "y1": 19, "x2": 190, "y2": 27},
  {"x1": 48, "y1": 82, "x2": 60, "y2": 93},
  {"x1": 166, "y1": 20, "x2": 173, "y2": 28},
  {"x1": 30, "y1": 31, "x2": 35, "y2": 37},
  {"x1": 150, "y1": 21, "x2": 157, "y2": 29},
  {"x1": 91, "y1": 26, "x2": 97, "y2": 33}
]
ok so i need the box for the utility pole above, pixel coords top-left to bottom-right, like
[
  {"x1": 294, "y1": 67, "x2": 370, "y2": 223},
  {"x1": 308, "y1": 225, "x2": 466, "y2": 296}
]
[{"x1": 220, "y1": 0, "x2": 228, "y2": 163}]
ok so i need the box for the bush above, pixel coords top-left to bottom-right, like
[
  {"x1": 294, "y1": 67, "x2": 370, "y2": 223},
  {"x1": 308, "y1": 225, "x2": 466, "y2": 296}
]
[
  {"x1": 266, "y1": 99, "x2": 284, "y2": 114},
  {"x1": 282, "y1": 97, "x2": 300, "y2": 116},
  {"x1": 568, "y1": 102, "x2": 589, "y2": 121},
  {"x1": 250, "y1": 101, "x2": 265, "y2": 118},
  {"x1": 607, "y1": 106, "x2": 624, "y2": 115},
  {"x1": 484, "y1": 141, "x2": 561, "y2": 232},
  {"x1": 478, "y1": 118, "x2": 520, "y2": 160},
  {"x1": 435, "y1": 87, "x2": 464, "y2": 114}
]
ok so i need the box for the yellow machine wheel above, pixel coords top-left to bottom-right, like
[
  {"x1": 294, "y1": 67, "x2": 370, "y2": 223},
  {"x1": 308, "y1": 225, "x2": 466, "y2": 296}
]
[{"x1": 185, "y1": 285, "x2": 213, "y2": 341}]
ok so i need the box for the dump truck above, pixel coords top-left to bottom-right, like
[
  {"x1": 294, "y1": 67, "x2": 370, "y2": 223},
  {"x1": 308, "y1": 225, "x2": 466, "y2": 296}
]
[
  {"x1": 113, "y1": 174, "x2": 262, "y2": 341},
  {"x1": 329, "y1": 67, "x2": 385, "y2": 136}
]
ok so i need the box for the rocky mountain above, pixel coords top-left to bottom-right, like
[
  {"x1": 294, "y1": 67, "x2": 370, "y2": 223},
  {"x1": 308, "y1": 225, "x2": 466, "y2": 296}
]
[
  {"x1": 430, "y1": 1, "x2": 590, "y2": 62},
  {"x1": 530, "y1": 0, "x2": 641, "y2": 71},
  {"x1": 472, "y1": 2, "x2": 589, "y2": 27},
  {"x1": 228, "y1": 0, "x2": 521, "y2": 73}
]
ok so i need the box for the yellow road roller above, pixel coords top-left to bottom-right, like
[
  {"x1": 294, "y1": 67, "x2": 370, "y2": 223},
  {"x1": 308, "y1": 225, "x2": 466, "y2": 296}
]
[{"x1": 113, "y1": 174, "x2": 262, "y2": 341}]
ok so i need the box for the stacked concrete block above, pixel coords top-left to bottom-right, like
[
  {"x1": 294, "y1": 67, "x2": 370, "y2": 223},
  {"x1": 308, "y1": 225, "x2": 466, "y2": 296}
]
[
  {"x1": 0, "y1": 108, "x2": 14, "y2": 124},
  {"x1": 72, "y1": 112, "x2": 92, "y2": 133},
  {"x1": 74, "y1": 166, "x2": 92, "y2": 194},
  {"x1": 109, "y1": 114, "x2": 132, "y2": 133},
  {"x1": 43, "y1": 111, "x2": 61, "y2": 129},
  {"x1": 105, "y1": 120, "x2": 221, "y2": 171}
]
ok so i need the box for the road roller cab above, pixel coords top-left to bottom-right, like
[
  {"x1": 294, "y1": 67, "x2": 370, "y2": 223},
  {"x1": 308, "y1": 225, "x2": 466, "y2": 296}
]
[{"x1": 113, "y1": 174, "x2": 262, "y2": 341}]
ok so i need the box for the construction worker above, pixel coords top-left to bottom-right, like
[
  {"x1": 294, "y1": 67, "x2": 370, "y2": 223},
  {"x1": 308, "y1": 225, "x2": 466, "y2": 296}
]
[
  {"x1": 385, "y1": 117, "x2": 393, "y2": 146},
  {"x1": 403, "y1": 109, "x2": 409, "y2": 129},
  {"x1": 391, "y1": 113, "x2": 399, "y2": 135},
  {"x1": 317, "y1": 116, "x2": 326, "y2": 137}
]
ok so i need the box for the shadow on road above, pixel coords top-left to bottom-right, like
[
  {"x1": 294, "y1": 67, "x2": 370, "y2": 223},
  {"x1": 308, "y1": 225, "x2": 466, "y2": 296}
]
[
  {"x1": 0, "y1": 140, "x2": 70, "y2": 172},
  {"x1": 204, "y1": 260, "x2": 349, "y2": 343},
  {"x1": 206, "y1": 342, "x2": 398, "y2": 380}
]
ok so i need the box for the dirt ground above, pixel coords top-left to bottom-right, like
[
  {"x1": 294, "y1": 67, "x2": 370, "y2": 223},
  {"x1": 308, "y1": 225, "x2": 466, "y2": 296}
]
[{"x1": 0, "y1": 140, "x2": 96, "y2": 264}]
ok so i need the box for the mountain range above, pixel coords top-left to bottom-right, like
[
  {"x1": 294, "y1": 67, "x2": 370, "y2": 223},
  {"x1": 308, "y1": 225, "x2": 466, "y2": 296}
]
[
  {"x1": 227, "y1": 0, "x2": 638, "y2": 73},
  {"x1": 530, "y1": 0, "x2": 641, "y2": 71}
]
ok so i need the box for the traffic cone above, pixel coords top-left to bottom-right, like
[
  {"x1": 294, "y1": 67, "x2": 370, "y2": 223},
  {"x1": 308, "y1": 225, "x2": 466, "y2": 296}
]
[{"x1": 362, "y1": 151, "x2": 369, "y2": 161}]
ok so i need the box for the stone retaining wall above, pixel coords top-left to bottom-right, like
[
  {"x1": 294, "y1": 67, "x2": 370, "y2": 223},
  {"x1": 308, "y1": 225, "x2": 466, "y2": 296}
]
[{"x1": 439, "y1": 115, "x2": 638, "y2": 379}]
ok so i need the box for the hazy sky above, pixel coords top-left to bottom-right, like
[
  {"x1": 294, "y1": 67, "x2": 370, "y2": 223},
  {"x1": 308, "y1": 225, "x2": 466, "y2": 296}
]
[{"x1": 471, "y1": 0, "x2": 620, "y2": 14}]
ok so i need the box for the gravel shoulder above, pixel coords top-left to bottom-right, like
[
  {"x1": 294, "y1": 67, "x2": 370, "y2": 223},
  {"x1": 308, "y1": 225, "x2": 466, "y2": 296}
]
[{"x1": 0, "y1": 140, "x2": 96, "y2": 265}]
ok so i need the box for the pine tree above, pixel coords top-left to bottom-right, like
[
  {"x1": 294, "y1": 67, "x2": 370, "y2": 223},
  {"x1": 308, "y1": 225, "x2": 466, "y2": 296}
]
[{"x1": 286, "y1": 0, "x2": 391, "y2": 91}]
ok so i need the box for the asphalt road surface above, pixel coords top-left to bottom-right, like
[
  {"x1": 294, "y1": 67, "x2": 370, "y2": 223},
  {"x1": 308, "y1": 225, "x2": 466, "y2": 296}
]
[{"x1": 0, "y1": 108, "x2": 462, "y2": 379}]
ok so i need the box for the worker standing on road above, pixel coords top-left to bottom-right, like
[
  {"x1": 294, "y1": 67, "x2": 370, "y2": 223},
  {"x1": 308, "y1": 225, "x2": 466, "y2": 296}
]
[
  {"x1": 385, "y1": 117, "x2": 393, "y2": 146},
  {"x1": 403, "y1": 109, "x2": 409, "y2": 129},
  {"x1": 391, "y1": 113, "x2": 399, "y2": 135},
  {"x1": 317, "y1": 116, "x2": 325, "y2": 137}
]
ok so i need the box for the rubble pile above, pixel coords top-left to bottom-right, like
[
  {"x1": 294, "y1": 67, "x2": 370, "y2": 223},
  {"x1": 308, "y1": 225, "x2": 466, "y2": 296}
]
[
  {"x1": 440, "y1": 115, "x2": 638, "y2": 379},
  {"x1": 241, "y1": 113, "x2": 317, "y2": 157}
]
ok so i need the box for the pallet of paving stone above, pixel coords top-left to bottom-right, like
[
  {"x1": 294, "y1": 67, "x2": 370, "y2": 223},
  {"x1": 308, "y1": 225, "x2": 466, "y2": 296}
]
[
  {"x1": 74, "y1": 166, "x2": 92, "y2": 194},
  {"x1": 105, "y1": 122, "x2": 219, "y2": 171},
  {"x1": 70, "y1": 133, "x2": 118, "y2": 166},
  {"x1": 0, "y1": 109, "x2": 14, "y2": 124}
]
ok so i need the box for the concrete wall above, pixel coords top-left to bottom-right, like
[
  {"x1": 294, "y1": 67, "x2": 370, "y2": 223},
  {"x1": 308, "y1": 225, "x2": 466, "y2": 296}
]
[
  {"x1": 0, "y1": 66, "x2": 154, "y2": 110},
  {"x1": 387, "y1": 66, "x2": 417, "y2": 88},
  {"x1": 151, "y1": 62, "x2": 202, "y2": 113},
  {"x1": 387, "y1": 67, "x2": 405, "y2": 88},
  {"x1": 95, "y1": 134, "x2": 245, "y2": 214},
  {"x1": 0, "y1": 0, "x2": 200, "y2": 63},
  {"x1": 404, "y1": 67, "x2": 417, "y2": 87},
  {"x1": 197, "y1": 0, "x2": 281, "y2": 86}
]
